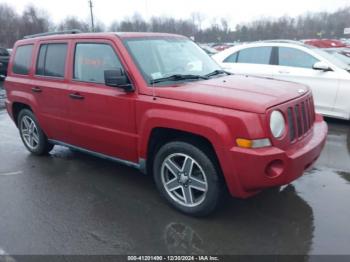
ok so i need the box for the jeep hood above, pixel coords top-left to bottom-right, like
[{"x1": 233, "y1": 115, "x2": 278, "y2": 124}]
[{"x1": 153, "y1": 75, "x2": 309, "y2": 113}]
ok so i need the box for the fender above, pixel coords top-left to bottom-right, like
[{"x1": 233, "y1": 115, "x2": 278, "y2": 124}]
[
  {"x1": 138, "y1": 108, "x2": 232, "y2": 155},
  {"x1": 137, "y1": 108, "x2": 248, "y2": 197}
]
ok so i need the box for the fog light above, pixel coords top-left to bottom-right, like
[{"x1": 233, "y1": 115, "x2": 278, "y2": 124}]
[{"x1": 265, "y1": 160, "x2": 284, "y2": 178}]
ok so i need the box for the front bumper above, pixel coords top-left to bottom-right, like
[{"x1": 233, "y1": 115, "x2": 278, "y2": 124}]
[{"x1": 226, "y1": 115, "x2": 327, "y2": 198}]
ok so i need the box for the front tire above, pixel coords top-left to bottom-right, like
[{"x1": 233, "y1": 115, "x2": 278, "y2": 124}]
[
  {"x1": 153, "y1": 141, "x2": 222, "y2": 216},
  {"x1": 18, "y1": 109, "x2": 53, "y2": 155}
]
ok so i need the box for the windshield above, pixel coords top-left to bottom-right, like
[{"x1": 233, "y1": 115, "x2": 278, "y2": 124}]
[
  {"x1": 124, "y1": 37, "x2": 221, "y2": 85},
  {"x1": 312, "y1": 48, "x2": 350, "y2": 70}
]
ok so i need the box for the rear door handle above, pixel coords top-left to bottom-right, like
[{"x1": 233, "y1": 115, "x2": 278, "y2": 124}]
[
  {"x1": 278, "y1": 70, "x2": 290, "y2": 74},
  {"x1": 69, "y1": 93, "x2": 84, "y2": 100},
  {"x1": 31, "y1": 87, "x2": 42, "y2": 93}
]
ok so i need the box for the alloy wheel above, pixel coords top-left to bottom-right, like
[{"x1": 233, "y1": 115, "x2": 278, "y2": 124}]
[
  {"x1": 20, "y1": 115, "x2": 40, "y2": 150},
  {"x1": 161, "y1": 153, "x2": 208, "y2": 208}
]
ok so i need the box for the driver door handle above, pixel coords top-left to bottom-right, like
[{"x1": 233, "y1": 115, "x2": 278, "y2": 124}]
[
  {"x1": 69, "y1": 93, "x2": 84, "y2": 100},
  {"x1": 31, "y1": 87, "x2": 42, "y2": 93}
]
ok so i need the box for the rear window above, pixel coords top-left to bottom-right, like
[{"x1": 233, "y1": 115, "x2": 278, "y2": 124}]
[
  {"x1": 12, "y1": 45, "x2": 33, "y2": 75},
  {"x1": 36, "y1": 43, "x2": 67, "y2": 78}
]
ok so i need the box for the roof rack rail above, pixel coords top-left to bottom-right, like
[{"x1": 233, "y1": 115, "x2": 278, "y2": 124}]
[
  {"x1": 23, "y1": 29, "x2": 82, "y2": 39},
  {"x1": 255, "y1": 39, "x2": 303, "y2": 44},
  {"x1": 250, "y1": 39, "x2": 313, "y2": 48}
]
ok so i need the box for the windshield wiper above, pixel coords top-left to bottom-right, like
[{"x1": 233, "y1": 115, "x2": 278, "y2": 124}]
[
  {"x1": 204, "y1": 69, "x2": 232, "y2": 78},
  {"x1": 150, "y1": 74, "x2": 209, "y2": 84}
]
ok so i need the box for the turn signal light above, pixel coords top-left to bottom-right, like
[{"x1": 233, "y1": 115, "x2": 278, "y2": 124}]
[
  {"x1": 236, "y1": 138, "x2": 271, "y2": 149},
  {"x1": 236, "y1": 138, "x2": 252, "y2": 148}
]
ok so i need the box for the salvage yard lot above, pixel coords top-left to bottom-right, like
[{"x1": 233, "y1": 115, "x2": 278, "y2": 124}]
[{"x1": 0, "y1": 90, "x2": 349, "y2": 255}]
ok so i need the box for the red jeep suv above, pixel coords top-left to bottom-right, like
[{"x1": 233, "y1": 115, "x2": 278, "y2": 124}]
[{"x1": 4, "y1": 31, "x2": 327, "y2": 216}]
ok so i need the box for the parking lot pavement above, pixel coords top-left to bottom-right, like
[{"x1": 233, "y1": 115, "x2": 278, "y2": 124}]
[
  {"x1": 0, "y1": 81, "x2": 5, "y2": 109},
  {"x1": 0, "y1": 109, "x2": 349, "y2": 256}
]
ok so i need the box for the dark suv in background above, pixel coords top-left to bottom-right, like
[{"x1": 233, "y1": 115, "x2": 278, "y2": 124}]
[{"x1": 0, "y1": 47, "x2": 10, "y2": 79}]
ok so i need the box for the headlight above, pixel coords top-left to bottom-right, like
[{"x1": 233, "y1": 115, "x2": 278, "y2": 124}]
[{"x1": 270, "y1": 110, "x2": 285, "y2": 138}]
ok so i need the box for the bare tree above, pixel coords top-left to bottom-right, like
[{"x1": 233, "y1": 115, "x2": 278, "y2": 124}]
[
  {"x1": 234, "y1": 6, "x2": 350, "y2": 41},
  {"x1": 0, "y1": 4, "x2": 52, "y2": 47},
  {"x1": 94, "y1": 21, "x2": 106, "y2": 32},
  {"x1": 0, "y1": 4, "x2": 20, "y2": 47},
  {"x1": 1, "y1": 3, "x2": 350, "y2": 47},
  {"x1": 191, "y1": 12, "x2": 206, "y2": 31},
  {"x1": 18, "y1": 5, "x2": 51, "y2": 37},
  {"x1": 57, "y1": 16, "x2": 90, "y2": 32},
  {"x1": 109, "y1": 21, "x2": 120, "y2": 31}
]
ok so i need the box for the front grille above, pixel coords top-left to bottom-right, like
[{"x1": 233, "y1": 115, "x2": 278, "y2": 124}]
[
  {"x1": 287, "y1": 96, "x2": 315, "y2": 142},
  {"x1": 287, "y1": 108, "x2": 295, "y2": 141}
]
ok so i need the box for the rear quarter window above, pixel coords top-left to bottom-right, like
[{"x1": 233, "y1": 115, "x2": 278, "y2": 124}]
[{"x1": 12, "y1": 45, "x2": 33, "y2": 75}]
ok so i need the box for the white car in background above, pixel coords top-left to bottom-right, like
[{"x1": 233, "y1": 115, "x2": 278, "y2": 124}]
[{"x1": 213, "y1": 41, "x2": 350, "y2": 120}]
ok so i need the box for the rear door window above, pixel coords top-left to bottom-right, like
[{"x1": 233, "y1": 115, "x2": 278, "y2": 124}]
[
  {"x1": 36, "y1": 43, "x2": 68, "y2": 77},
  {"x1": 237, "y1": 47, "x2": 272, "y2": 65},
  {"x1": 278, "y1": 47, "x2": 319, "y2": 69},
  {"x1": 12, "y1": 45, "x2": 33, "y2": 75}
]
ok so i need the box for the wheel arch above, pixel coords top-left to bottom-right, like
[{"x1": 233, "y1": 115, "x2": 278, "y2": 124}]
[
  {"x1": 145, "y1": 127, "x2": 223, "y2": 177},
  {"x1": 12, "y1": 102, "x2": 33, "y2": 126}
]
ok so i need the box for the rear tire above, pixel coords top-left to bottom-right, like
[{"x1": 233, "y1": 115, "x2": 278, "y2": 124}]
[
  {"x1": 18, "y1": 109, "x2": 53, "y2": 155},
  {"x1": 153, "y1": 141, "x2": 222, "y2": 216}
]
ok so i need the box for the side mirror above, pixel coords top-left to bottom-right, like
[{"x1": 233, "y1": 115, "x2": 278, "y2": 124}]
[
  {"x1": 104, "y1": 69, "x2": 134, "y2": 92},
  {"x1": 313, "y1": 61, "x2": 332, "y2": 72}
]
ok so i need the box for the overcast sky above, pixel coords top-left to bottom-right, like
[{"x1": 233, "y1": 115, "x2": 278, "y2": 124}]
[{"x1": 1, "y1": 0, "x2": 349, "y2": 27}]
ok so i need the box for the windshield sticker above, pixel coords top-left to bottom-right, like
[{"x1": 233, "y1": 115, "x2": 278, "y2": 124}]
[{"x1": 151, "y1": 72, "x2": 163, "y2": 79}]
